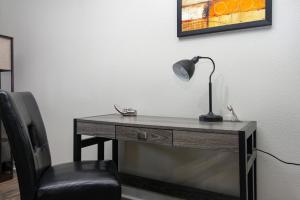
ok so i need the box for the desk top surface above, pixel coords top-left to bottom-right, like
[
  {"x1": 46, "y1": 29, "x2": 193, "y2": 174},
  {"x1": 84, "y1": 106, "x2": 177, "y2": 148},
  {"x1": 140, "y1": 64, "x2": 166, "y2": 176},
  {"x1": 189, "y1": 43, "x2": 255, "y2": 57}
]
[{"x1": 77, "y1": 114, "x2": 256, "y2": 134}]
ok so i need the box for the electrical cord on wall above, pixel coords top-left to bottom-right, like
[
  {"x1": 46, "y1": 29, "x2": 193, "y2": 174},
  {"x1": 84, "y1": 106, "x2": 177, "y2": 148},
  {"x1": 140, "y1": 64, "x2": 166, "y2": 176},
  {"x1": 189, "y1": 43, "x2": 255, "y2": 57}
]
[
  {"x1": 225, "y1": 106, "x2": 300, "y2": 166},
  {"x1": 255, "y1": 148, "x2": 300, "y2": 166}
]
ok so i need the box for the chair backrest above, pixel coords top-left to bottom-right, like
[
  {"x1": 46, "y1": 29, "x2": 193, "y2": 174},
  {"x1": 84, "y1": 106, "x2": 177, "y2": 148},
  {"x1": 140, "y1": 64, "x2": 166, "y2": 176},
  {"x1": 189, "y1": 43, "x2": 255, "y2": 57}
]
[{"x1": 0, "y1": 90, "x2": 51, "y2": 200}]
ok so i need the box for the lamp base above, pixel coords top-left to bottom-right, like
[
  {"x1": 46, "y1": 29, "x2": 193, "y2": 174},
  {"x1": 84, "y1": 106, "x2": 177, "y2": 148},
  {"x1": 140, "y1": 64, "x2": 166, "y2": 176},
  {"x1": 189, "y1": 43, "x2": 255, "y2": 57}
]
[{"x1": 199, "y1": 112, "x2": 223, "y2": 122}]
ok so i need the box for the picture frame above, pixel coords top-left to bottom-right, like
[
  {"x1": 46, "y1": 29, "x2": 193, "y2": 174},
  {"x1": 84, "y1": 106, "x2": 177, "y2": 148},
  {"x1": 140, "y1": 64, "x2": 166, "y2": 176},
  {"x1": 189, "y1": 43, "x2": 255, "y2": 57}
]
[
  {"x1": 0, "y1": 35, "x2": 13, "y2": 71},
  {"x1": 177, "y1": 0, "x2": 272, "y2": 37}
]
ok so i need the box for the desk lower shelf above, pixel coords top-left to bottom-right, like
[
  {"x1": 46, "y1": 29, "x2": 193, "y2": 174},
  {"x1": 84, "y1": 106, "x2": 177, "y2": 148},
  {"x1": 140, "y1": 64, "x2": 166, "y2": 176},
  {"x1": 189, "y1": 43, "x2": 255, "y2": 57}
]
[{"x1": 120, "y1": 172, "x2": 239, "y2": 200}]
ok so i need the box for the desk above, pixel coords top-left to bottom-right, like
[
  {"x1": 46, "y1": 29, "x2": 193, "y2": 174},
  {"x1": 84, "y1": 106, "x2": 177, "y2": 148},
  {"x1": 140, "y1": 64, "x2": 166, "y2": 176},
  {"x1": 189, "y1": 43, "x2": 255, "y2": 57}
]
[{"x1": 73, "y1": 114, "x2": 257, "y2": 200}]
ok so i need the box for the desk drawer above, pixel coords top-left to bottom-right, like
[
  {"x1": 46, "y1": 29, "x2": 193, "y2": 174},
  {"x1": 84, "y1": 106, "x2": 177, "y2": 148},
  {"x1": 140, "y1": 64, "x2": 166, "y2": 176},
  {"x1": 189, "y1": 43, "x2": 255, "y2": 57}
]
[
  {"x1": 116, "y1": 126, "x2": 172, "y2": 146},
  {"x1": 77, "y1": 121, "x2": 115, "y2": 139},
  {"x1": 173, "y1": 131, "x2": 238, "y2": 152}
]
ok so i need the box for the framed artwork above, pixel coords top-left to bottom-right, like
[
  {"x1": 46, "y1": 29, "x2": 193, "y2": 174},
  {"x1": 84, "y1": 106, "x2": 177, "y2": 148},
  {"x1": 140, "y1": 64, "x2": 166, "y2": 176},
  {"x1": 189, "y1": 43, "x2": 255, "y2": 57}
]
[{"x1": 177, "y1": 0, "x2": 272, "y2": 37}]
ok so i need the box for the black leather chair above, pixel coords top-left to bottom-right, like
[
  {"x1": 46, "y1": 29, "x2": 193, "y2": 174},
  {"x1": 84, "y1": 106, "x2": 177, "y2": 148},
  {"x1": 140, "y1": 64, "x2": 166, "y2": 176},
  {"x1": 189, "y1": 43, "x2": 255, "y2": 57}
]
[{"x1": 0, "y1": 91, "x2": 121, "y2": 200}]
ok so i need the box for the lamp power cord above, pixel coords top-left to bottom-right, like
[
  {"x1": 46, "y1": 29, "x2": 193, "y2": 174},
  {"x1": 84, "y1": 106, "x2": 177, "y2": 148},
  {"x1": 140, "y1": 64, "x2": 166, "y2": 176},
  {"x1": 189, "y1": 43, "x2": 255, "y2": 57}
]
[{"x1": 256, "y1": 148, "x2": 300, "y2": 166}]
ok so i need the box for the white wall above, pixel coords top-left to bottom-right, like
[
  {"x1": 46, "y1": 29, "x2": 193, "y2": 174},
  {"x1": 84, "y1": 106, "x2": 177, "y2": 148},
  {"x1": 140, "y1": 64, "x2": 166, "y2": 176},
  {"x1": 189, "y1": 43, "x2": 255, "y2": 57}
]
[{"x1": 1, "y1": 0, "x2": 300, "y2": 199}]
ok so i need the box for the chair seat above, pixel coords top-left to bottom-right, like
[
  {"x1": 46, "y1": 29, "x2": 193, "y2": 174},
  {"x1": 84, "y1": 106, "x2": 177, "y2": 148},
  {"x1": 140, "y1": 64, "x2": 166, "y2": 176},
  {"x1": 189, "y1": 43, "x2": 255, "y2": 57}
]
[{"x1": 37, "y1": 160, "x2": 121, "y2": 200}]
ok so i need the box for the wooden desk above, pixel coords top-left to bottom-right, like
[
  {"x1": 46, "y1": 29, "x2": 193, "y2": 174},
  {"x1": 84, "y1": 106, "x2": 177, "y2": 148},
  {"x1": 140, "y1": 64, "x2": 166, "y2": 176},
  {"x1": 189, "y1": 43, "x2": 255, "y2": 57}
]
[{"x1": 73, "y1": 114, "x2": 257, "y2": 200}]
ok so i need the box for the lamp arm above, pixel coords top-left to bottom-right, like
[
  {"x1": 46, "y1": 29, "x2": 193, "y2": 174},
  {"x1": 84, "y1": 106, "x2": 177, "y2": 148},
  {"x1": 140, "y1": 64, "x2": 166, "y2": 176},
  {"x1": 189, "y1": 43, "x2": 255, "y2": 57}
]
[
  {"x1": 196, "y1": 56, "x2": 216, "y2": 113},
  {"x1": 199, "y1": 56, "x2": 215, "y2": 83}
]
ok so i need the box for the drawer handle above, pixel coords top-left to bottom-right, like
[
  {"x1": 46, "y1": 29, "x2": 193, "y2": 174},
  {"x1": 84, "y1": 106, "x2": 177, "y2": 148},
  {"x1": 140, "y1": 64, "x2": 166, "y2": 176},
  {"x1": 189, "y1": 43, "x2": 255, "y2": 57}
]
[{"x1": 137, "y1": 131, "x2": 148, "y2": 140}]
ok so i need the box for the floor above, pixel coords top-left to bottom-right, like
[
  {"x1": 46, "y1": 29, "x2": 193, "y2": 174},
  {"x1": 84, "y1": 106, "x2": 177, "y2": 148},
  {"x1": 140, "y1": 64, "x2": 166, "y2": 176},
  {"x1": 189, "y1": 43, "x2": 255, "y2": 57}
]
[{"x1": 0, "y1": 176, "x2": 19, "y2": 200}]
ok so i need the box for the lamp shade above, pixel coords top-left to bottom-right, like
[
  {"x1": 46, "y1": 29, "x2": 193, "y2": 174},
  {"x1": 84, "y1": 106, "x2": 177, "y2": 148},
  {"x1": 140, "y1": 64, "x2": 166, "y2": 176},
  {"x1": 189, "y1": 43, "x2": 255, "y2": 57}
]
[
  {"x1": 0, "y1": 36, "x2": 12, "y2": 71},
  {"x1": 172, "y1": 59, "x2": 195, "y2": 80}
]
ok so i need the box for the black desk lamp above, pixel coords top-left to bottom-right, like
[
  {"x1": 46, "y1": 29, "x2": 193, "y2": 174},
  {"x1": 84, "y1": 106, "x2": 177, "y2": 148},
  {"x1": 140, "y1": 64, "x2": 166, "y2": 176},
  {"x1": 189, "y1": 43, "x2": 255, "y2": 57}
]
[{"x1": 173, "y1": 56, "x2": 223, "y2": 122}]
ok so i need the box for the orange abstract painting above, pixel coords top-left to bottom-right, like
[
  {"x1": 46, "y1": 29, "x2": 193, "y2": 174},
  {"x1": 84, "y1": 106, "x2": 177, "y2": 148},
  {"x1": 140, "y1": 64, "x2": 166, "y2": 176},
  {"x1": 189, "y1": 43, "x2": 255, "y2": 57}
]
[{"x1": 178, "y1": 0, "x2": 272, "y2": 37}]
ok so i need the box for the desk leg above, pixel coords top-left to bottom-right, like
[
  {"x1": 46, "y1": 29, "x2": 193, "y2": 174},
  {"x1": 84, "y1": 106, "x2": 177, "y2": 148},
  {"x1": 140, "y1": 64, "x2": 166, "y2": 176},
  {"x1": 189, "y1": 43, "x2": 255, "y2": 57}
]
[
  {"x1": 73, "y1": 119, "x2": 81, "y2": 162},
  {"x1": 98, "y1": 141, "x2": 104, "y2": 160},
  {"x1": 239, "y1": 132, "x2": 247, "y2": 200},
  {"x1": 253, "y1": 131, "x2": 257, "y2": 200},
  {"x1": 239, "y1": 130, "x2": 257, "y2": 200},
  {"x1": 112, "y1": 140, "x2": 118, "y2": 169}
]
